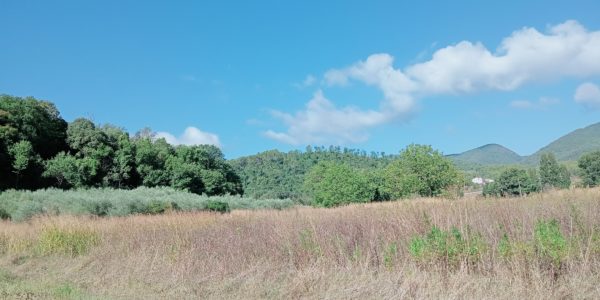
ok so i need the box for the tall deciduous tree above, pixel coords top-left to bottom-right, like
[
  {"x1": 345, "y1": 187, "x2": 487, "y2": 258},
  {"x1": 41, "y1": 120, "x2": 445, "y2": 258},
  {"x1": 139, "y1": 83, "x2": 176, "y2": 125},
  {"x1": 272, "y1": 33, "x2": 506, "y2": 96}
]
[{"x1": 383, "y1": 144, "x2": 462, "y2": 199}]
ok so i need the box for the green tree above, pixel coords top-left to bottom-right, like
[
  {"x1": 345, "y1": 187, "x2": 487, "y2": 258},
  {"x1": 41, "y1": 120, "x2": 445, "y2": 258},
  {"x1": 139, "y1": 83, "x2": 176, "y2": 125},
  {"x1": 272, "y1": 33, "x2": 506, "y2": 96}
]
[
  {"x1": 578, "y1": 151, "x2": 600, "y2": 187},
  {"x1": 166, "y1": 155, "x2": 204, "y2": 194},
  {"x1": 43, "y1": 152, "x2": 98, "y2": 188},
  {"x1": 0, "y1": 95, "x2": 69, "y2": 189},
  {"x1": 495, "y1": 168, "x2": 539, "y2": 197},
  {"x1": 105, "y1": 133, "x2": 137, "y2": 188},
  {"x1": 539, "y1": 153, "x2": 570, "y2": 189},
  {"x1": 134, "y1": 137, "x2": 173, "y2": 187},
  {"x1": 382, "y1": 144, "x2": 462, "y2": 199},
  {"x1": 8, "y1": 140, "x2": 36, "y2": 188},
  {"x1": 0, "y1": 95, "x2": 68, "y2": 159},
  {"x1": 304, "y1": 162, "x2": 372, "y2": 207},
  {"x1": 166, "y1": 145, "x2": 242, "y2": 195}
]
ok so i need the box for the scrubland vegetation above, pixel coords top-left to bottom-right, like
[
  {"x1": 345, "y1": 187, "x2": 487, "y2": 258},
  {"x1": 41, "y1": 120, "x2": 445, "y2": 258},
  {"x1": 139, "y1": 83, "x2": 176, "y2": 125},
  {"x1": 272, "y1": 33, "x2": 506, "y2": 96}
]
[
  {"x1": 0, "y1": 187, "x2": 294, "y2": 222},
  {"x1": 1, "y1": 188, "x2": 600, "y2": 299}
]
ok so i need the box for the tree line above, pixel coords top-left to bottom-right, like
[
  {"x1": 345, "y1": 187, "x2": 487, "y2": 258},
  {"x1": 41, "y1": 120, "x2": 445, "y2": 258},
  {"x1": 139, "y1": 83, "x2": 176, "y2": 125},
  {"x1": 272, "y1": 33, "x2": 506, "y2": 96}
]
[
  {"x1": 5, "y1": 94, "x2": 600, "y2": 206},
  {"x1": 0, "y1": 95, "x2": 242, "y2": 195},
  {"x1": 483, "y1": 151, "x2": 600, "y2": 197}
]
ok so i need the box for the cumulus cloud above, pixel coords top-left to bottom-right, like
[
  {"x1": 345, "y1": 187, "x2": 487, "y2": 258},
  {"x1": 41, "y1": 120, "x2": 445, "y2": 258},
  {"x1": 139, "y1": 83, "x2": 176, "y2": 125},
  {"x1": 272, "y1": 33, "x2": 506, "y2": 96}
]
[
  {"x1": 574, "y1": 82, "x2": 600, "y2": 109},
  {"x1": 510, "y1": 97, "x2": 560, "y2": 110},
  {"x1": 155, "y1": 127, "x2": 221, "y2": 147},
  {"x1": 267, "y1": 20, "x2": 600, "y2": 145},
  {"x1": 264, "y1": 90, "x2": 389, "y2": 145},
  {"x1": 406, "y1": 20, "x2": 600, "y2": 94}
]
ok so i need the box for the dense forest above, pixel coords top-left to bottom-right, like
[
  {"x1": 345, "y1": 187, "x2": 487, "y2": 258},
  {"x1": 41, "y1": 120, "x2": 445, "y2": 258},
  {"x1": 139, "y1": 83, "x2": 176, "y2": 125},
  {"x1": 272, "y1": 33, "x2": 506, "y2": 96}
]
[
  {"x1": 0, "y1": 95, "x2": 242, "y2": 195},
  {"x1": 229, "y1": 147, "x2": 395, "y2": 201}
]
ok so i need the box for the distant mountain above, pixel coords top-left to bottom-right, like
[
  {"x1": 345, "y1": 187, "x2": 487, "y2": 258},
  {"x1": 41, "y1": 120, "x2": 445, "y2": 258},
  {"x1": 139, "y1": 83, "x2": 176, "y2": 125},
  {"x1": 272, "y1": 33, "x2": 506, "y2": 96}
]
[
  {"x1": 451, "y1": 122, "x2": 600, "y2": 167},
  {"x1": 525, "y1": 122, "x2": 600, "y2": 163},
  {"x1": 448, "y1": 144, "x2": 523, "y2": 165}
]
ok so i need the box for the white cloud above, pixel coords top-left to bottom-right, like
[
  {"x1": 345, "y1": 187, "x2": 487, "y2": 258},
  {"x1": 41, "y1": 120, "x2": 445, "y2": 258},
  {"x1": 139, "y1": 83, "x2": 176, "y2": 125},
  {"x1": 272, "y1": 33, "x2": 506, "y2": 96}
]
[
  {"x1": 264, "y1": 90, "x2": 389, "y2": 145},
  {"x1": 155, "y1": 127, "x2": 221, "y2": 147},
  {"x1": 574, "y1": 82, "x2": 600, "y2": 109},
  {"x1": 267, "y1": 20, "x2": 600, "y2": 145},
  {"x1": 406, "y1": 20, "x2": 600, "y2": 94},
  {"x1": 510, "y1": 97, "x2": 560, "y2": 110}
]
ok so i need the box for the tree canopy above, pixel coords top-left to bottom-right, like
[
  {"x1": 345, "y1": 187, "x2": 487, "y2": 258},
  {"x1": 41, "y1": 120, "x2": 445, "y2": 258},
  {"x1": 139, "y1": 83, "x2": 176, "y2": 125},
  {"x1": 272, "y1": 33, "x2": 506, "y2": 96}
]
[{"x1": 0, "y1": 94, "x2": 242, "y2": 196}]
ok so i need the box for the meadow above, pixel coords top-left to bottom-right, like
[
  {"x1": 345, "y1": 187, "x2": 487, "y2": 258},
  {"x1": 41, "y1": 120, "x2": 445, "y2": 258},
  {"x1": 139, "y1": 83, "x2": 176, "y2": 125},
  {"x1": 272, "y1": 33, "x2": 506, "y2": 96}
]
[{"x1": 1, "y1": 188, "x2": 600, "y2": 299}]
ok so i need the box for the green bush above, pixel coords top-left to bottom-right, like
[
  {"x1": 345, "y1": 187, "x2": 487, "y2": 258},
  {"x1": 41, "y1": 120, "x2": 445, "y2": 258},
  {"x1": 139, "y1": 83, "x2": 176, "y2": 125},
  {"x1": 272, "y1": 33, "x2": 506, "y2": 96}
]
[
  {"x1": 534, "y1": 219, "x2": 567, "y2": 268},
  {"x1": 84, "y1": 200, "x2": 113, "y2": 217},
  {"x1": 11, "y1": 201, "x2": 44, "y2": 222},
  {"x1": 146, "y1": 200, "x2": 170, "y2": 215},
  {"x1": 205, "y1": 200, "x2": 230, "y2": 213},
  {"x1": 409, "y1": 225, "x2": 485, "y2": 269}
]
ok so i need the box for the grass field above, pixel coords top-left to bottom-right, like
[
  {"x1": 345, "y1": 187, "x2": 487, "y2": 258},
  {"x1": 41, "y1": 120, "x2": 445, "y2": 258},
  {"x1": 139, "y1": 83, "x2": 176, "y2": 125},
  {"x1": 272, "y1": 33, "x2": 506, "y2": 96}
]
[{"x1": 1, "y1": 188, "x2": 600, "y2": 299}]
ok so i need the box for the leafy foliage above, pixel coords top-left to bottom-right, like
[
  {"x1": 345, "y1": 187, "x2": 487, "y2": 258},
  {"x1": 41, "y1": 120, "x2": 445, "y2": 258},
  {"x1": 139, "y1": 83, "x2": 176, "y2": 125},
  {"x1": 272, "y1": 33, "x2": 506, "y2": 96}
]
[
  {"x1": 485, "y1": 167, "x2": 539, "y2": 197},
  {"x1": 206, "y1": 200, "x2": 230, "y2": 213},
  {"x1": 230, "y1": 146, "x2": 394, "y2": 201},
  {"x1": 534, "y1": 219, "x2": 567, "y2": 269},
  {"x1": 383, "y1": 144, "x2": 463, "y2": 199},
  {"x1": 539, "y1": 153, "x2": 571, "y2": 189},
  {"x1": 304, "y1": 162, "x2": 374, "y2": 207},
  {"x1": 578, "y1": 151, "x2": 600, "y2": 187},
  {"x1": 409, "y1": 225, "x2": 485, "y2": 269}
]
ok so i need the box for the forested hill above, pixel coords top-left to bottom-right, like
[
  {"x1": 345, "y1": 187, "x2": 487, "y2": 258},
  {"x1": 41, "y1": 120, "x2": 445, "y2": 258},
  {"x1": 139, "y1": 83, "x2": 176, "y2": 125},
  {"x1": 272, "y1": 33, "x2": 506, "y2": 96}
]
[
  {"x1": 447, "y1": 144, "x2": 522, "y2": 165},
  {"x1": 229, "y1": 147, "x2": 395, "y2": 201},
  {"x1": 525, "y1": 122, "x2": 600, "y2": 163},
  {"x1": 449, "y1": 122, "x2": 600, "y2": 166}
]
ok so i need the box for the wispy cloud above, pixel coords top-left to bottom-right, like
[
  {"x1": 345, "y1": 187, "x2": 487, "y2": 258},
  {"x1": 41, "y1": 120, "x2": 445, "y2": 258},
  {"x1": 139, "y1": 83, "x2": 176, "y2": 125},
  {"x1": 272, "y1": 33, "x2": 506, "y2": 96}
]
[
  {"x1": 155, "y1": 127, "x2": 221, "y2": 148},
  {"x1": 574, "y1": 82, "x2": 600, "y2": 110},
  {"x1": 266, "y1": 20, "x2": 600, "y2": 145},
  {"x1": 510, "y1": 97, "x2": 560, "y2": 110},
  {"x1": 293, "y1": 74, "x2": 317, "y2": 89}
]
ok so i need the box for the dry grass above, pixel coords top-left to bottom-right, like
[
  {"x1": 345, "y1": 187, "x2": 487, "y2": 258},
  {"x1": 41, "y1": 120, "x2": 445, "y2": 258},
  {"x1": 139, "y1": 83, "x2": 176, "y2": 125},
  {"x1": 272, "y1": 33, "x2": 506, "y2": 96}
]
[{"x1": 1, "y1": 188, "x2": 600, "y2": 299}]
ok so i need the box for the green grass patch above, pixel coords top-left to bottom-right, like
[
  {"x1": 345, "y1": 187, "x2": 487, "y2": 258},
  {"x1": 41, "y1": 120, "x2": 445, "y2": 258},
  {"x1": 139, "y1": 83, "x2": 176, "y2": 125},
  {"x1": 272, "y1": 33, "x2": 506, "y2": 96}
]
[
  {"x1": 409, "y1": 225, "x2": 486, "y2": 269},
  {"x1": 37, "y1": 226, "x2": 100, "y2": 257}
]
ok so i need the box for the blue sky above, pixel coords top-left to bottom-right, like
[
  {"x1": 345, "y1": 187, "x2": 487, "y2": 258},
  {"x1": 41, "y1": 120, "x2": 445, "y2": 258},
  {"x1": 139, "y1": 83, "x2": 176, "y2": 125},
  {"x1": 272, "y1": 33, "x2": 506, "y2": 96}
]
[{"x1": 2, "y1": 0, "x2": 600, "y2": 158}]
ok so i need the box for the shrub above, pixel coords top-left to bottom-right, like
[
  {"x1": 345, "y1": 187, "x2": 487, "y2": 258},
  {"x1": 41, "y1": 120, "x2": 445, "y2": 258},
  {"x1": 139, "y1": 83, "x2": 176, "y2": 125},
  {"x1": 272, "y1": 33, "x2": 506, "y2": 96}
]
[
  {"x1": 0, "y1": 208, "x2": 10, "y2": 220},
  {"x1": 146, "y1": 200, "x2": 170, "y2": 215},
  {"x1": 84, "y1": 200, "x2": 113, "y2": 217},
  {"x1": 409, "y1": 225, "x2": 485, "y2": 269},
  {"x1": 0, "y1": 187, "x2": 294, "y2": 222},
  {"x1": 534, "y1": 219, "x2": 567, "y2": 269},
  {"x1": 11, "y1": 201, "x2": 44, "y2": 222},
  {"x1": 206, "y1": 200, "x2": 230, "y2": 213}
]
